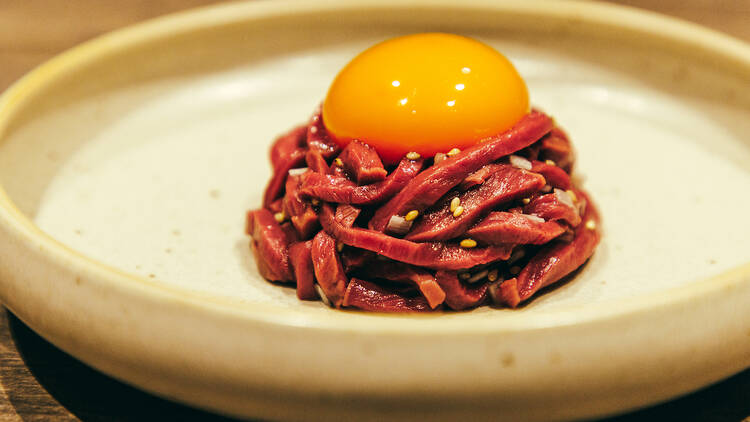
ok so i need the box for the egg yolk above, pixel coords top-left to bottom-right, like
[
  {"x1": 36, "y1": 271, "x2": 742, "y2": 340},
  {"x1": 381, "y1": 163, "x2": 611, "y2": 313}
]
[{"x1": 322, "y1": 33, "x2": 529, "y2": 164}]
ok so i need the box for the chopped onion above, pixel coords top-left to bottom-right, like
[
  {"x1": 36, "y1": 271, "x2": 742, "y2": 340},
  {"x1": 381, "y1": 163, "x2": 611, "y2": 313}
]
[
  {"x1": 386, "y1": 215, "x2": 412, "y2": 235},
  {"x1": 467, "y1": 270, "x2": 489, "y2": 284},
  {"x1": 554, "y1": 188, "x2": 575, "y2": 209},
  {"x1": 509, "y1": 155, "x2": 532, "y2": 171},
  {"x1": 314, "y1": 284, "x2": 332, "y2": 307},
  {"x1": 288, "y1": 167, "x2": 309, "y2": 176},
  {"x1": 522, "y1": 214, "x2": 545, "y2": 223}
]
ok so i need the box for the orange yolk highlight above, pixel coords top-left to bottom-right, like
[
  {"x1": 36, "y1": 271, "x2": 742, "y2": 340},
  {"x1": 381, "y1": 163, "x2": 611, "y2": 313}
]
[{"x1": 322, "y1": 33, "x2": 529, "y2": 164}]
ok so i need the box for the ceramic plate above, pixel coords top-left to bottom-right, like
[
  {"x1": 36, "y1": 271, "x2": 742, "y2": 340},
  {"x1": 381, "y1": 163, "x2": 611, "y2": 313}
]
[{"x1": 0, "y1": 1, "x2": 749, "y2": 421}]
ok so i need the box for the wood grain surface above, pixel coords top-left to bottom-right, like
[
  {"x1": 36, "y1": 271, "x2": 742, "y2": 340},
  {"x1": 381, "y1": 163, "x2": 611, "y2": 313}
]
[{"x1": 1, "y1": 1, "x2": 749, "y2": 421}]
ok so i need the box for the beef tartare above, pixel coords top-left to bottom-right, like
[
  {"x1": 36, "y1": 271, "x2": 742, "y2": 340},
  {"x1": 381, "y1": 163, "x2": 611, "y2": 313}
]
[{"x1": 246, "y1": 34, "x2": 601, "y2": 312}]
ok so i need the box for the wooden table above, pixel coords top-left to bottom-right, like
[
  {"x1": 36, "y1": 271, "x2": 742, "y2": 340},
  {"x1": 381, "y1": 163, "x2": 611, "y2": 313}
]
[{"x1": 1, "y1": 1, "x2": 749, "y2": 420}]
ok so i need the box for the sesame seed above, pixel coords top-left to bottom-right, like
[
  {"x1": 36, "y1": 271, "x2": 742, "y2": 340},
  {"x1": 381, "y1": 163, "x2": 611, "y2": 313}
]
[
  {"x1": 334, "y1": 158, "x2": 343, "y2": 167},
  {"x1": 273, "y1": 211, "x2": 285, "y2": 223},
  {"x1": 450, "y1": 197, "x2": 461, "y2": 212},
  {"x1": 586, "y1": 219, "x2": 597, "y2": 230},
  {"x1": 310, "y1": 126, "x2": 318, "y2": 134},
  {"x1": 434, "y1": 153, "x2": 447, "y2": 164},
  {"x1": 453, "y1": 205, "x2": 464, "y2": 218},
  {"x1": 488, "y1": 269, "x2": 499, "y2": 282},
  {"x1": 446, "y1": 148, "x2": 461, "y2": 157},
  {"x1": 566, "y1": 189, "x2": 578, "y2": 202},
  {"x1": 545, "y1": 159, "x2": 556, "y2": 166},
  {"x1": 509, "y1": 265, "x2": 521, "y2": 275},
  {"x1": 522, "y1": 198, "x2": 531, "y2": 205},
  {"x1": 460, "y1": 238, "x2": 477, "y2": 248},
  {"x1": 336, "y1": 241, "x2": 344, "y2": 252},
  {"x1": 406, "y1": 151, "x2": 421, "y2": 160},
  {"x1": 404, "y1": 210, "x2": 419, "y2": 221},
  {"x1": 311, "y1": 198, "x2": 320, "y2": 206}
]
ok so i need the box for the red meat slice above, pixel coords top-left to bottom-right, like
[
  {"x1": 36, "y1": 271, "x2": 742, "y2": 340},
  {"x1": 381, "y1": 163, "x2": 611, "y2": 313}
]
[
  {"x1": 247, "y1": 209, "x2": 293, "y2": 282},
  {"x1": 310, "y1": 231, "x2": 348, "y2": 307},
  {"x1": 335, "y1": 204, "x2": 361, "y2": 227},
  {"x1": 263, "y1": 151, "x2": 306, "y2": 208},
  {"x1": 497, "y1": 193, "x2": 601, "y2": 307},
  {"x1": 405, "y1": 165, "x2": 545, "y2": 242},
  {"x1": 434, "y1": 270, "x2": 488, "y2": 310},
  {"x1": 340, "y1": 249, "x2": 376, "y2": 273},
  {"x1": 299, "y1": 157, "x2": 424, "y2": 205},
  {"x1": 540, "y1": 127, "x2": 574, "y2": 172},
  {"x1": 270, "y1": 125, "x2": 307, "y2": 168},
  {"x1": 343, "y1": 278, "x2": 432, "y2": 312},
  {"x1": 459, "y1": 164, "x2": 503, "y2": 190},
  {"x1": 369, "y1": 111, "x2": 553, "y2": 232},
  {"x1": 337, "y1": 139, "x2": 387, "y2": 184},
  {"x1": 362, "y1": 262, "x2": 446, "y2": 309},
  {"x1": 319, "y1": 204, "x2": 512, "y2": 270},
  {"x1": 282, "y1": 174, "x2": 319, "y2": 239},
  {"x1": 524, "y1": 191, "x2": 581, "y2": 227},
  {"x1": 305, "y1": 150, "x2": 330, "y2": 173},
  {"x1": 530, "y1": 160, "x2": 571, "y2": 190},
  {"x1": 289, "y1": 241, "x2": 317, "y2": 300},
  {"x1": 466, "y1": 212, "x2": 566, "y2": 245}
]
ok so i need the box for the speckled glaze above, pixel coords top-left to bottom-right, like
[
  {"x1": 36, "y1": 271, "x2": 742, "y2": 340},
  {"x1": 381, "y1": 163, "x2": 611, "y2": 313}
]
[{"x1": 0, "y1": 1, "x2": 749, "y2": 421}]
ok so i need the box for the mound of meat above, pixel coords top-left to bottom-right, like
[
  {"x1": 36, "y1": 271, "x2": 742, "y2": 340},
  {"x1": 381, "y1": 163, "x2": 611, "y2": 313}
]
[{"x1": 246, "y1": 109, "x2": 601, "y2": 312}]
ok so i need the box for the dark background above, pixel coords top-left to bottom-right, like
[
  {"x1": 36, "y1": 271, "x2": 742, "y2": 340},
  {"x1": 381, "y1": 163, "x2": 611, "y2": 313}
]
[{"x1": 1, "y1": 1, "x2": 749, "y2": 421}]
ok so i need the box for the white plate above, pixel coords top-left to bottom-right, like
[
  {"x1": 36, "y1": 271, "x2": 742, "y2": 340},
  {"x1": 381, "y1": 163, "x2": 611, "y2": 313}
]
[{"x1": 0, "y1": 1, "x2": 749, "y2": 421}]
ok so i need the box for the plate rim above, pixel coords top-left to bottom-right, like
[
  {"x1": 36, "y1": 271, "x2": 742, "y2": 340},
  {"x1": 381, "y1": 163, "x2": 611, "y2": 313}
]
[{"x1": 0, "y1": 0, "x2": 749, "y2": 336}]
